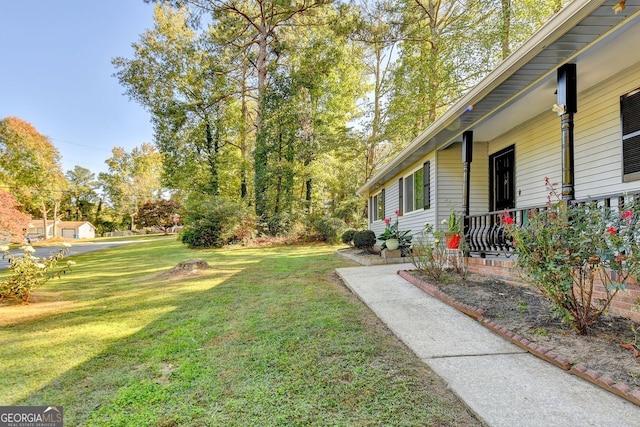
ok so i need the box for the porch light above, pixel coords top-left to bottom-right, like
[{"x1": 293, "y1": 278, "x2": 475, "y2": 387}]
[{"x1": 551, "y1": 103, "x2": 566, "y2": 115}]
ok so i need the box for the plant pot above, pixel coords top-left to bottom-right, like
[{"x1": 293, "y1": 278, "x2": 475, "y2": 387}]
[
  {"x1": 385, "y1": 238, "x2": 399, "y2": 250},
  {"x1": 445, "y1": 234, "x2": 460, "y2": 249}
]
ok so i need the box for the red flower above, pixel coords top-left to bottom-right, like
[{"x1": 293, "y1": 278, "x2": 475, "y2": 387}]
[
  {"x1": 384, "y1": 217, "x2": 390, "y2": 225},
  {"x1": 607, "y1": 226, "x2": 617, "y2": 234},
  {"x1": 622, "y1": 211, "x2": 634, "y2": 220},
  {"x1": 501, "y1": 215, "x2": 514, "y2": 225},
  {"x1": 394, "y1": 209, "x2": 400, "y2": 216}
]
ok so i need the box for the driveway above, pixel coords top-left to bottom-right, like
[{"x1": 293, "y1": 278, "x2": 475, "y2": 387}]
[{"x1": 0, "y1": 239, "x2": 161, "y2": 270}]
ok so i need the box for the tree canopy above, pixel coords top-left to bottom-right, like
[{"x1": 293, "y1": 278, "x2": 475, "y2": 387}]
[{"x1": 1, "y1": 1, "x2": 570, "y2": 242}]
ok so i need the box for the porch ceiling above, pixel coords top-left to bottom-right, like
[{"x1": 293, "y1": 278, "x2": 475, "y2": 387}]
[{"x1": 360, "y1": 0, "x2": 640, "y2": 195}]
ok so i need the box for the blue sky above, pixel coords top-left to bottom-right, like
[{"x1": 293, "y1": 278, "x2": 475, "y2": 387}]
[{"x1": 0, "y1": 0, "x2": 157, "y2": 175}]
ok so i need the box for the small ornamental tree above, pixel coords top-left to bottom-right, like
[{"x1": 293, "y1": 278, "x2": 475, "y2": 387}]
[
  {"x1": 503, "y1": 179, "x2": 640, "y2": 335},
  {"x1": 0, "y1": 189, "x2": 30, "y2": 243},
  {"x1": 135, "y1": 199, "x2": 182, "y2": 234},
  {"x1": 0, "y1": 243, "x2": 75, "y2": 303}
]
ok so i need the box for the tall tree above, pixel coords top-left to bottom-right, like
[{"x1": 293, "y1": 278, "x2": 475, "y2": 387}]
[
  {"x1": 149, "y1": 0, "x2": 335, "y2": 218},
  {"x1": 0, "y1": 117, "x2": 67, "y2": 238},
  {"x1": 252, "y1": 4, "x2": 365, "y2": 226},
  {"x1": 114, "y1": 5, "x2": 243, "y2": 196},
  {"x1": 493, "y1": 0, "x2": 567, "y2": 61},
  {"x1": 98, "y1": 143, "x2": 164, "y2": 229},
  {"x1": 64, "y1": 166, "x2": 99, "y2": 221},
  {"x1": 351, "y1": 0, "x2": 398, "y2": 183},
  {"x1": 386, "y1": 0, "x2": 494, "y2": 143}
]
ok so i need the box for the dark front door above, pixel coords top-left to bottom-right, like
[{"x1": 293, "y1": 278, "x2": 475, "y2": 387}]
[{"x1": 490, "y1": 145, "x2": 515, "y2": 211}]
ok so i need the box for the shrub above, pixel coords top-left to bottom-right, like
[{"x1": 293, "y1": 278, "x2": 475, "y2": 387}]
[
  {"x1": 503, "y1": 179, "x2": 640, "y2": 335},
  {"x1": 0, "y1": 243, "x2": 75, "y2": 303},
  {"x1": 310, "y1": 216, "x2": 347, "y2": 244},
  {"x1": 409, "y1": 223, "x2": 448, "y2": 283},
  {"x1": 409, "y1": 221, "x2": 468, "y2": 283},
  {"x1": 258, "y1": 211, "x2": 297, "y2": 236},
  {"x1": 181, "y1": 196, "x2": 255, "y2": 248},
  {"x1": 341, "y1": 229, "x2": 357, "y2": 246},
  {"x1": 353, "y1": 230, "x2": 376, "y2": 250}
]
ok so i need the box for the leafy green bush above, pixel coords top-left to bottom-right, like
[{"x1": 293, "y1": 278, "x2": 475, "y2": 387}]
[
  {"x1": 310, "y1": 216, "x2": 347, "y2": 244},
  {"x1": 257, "y1": 211, "x2": 298, "y2": 236},
  {"x1": 341, "y1": 229, "x2": 357, "y2": 246},
  {"x1": 503, "y1": 179, "x2": 640, "y2": 335},
  {"x1": 181, "y1": 196, "x2": 255, "y2": 248},
  {"x1": 353, "y1": 230, "x2": 376, "y2": 250},
  {"x1": 0, "y1": 244, "x2": 75, "y2": 303}
]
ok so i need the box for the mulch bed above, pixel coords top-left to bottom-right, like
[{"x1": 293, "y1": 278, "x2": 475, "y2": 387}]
[{"x1": 399, "y1": 269, "x2": 640, "y2": 406}]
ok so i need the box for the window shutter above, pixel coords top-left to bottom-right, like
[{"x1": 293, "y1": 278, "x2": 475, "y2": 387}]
[
  {"x1": 622, "y1": 89, "x2": 640, "y2": 179},
  {"x1": 369, "y1": 196, "x2": 373, "y2": 222},
  {"x1": 423, "y1": 161, "x2": 431, "y2": 209},
  {"x1": 381, "y1": 188, "x2": 385, "y2": 219},
  {"x1": 398, "y1": 178, "x2": 403, "y2": 215}
]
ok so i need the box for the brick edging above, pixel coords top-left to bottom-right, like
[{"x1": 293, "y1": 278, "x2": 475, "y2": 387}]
[
  {"x1": 398, "y1": 270, "x2": 486, "y2": 320},
  {"x1": 397, "y1": 269, "x2": 640, "y2": 408}
]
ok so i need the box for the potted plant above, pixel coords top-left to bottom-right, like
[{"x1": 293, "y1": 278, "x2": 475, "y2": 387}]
[
  {"x1": 442, "y1": 210, "x2": 461, "y2": 249},
  {"x1": 378, "y1": 210, "x2": 411, "y2": 251}
]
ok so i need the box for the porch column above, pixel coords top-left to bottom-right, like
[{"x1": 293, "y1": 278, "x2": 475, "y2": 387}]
[
  {"x1": 462, "y1": 131, "x2": 473, "y2": 235},
  {"x1": 561, "y1": 113, "x2": 575, "y2": 201},
  {"x1": 557, "y1": 64, "x2": 577, "y2": 201}
]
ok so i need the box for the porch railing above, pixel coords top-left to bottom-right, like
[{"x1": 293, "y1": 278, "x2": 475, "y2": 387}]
[
  {"x1": 465, "y1": 208, "x2": 520, "y2": 257},
  {"x1": 464, "y1": 191, "x2": 640, "y2": 257}
]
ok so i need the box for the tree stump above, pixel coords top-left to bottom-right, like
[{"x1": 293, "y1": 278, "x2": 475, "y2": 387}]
[
  {"x1": 164, "y1": 259, "x2": 211, "y2": 277},
  {"x1": 171, "y1": 259, "x2": 210, "y2": 272}
]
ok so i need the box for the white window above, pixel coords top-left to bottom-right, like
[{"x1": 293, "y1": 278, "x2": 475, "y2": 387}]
[{"x1": 371, "y1": 189, "x2": 385, "y2": 221}]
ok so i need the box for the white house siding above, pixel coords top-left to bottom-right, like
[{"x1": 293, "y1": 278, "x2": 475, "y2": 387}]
[
  {"x1": 370, "y1": 179, "x2": 400, "y2": 239},
  {"x1": 487, "y1": 111, "x2": 560, "y2": 209},
  {"x1": 574, "y1": 61, "x2": 640, "y2": 199},
  {"x1": 77, "y1": 223, "x2": 95, "y2": 239},
  {"x1": 369, "y1": 153, "x2": 438, "y2": 243},
  {"x1": 401, "y1": 154, "x2": 437, "y2": 239},
  {"x1": 436, "y1": 142, "x2": 464, "y2": 228},
  {"x1": 469, "y1": 141, "x2": 490, "y2": 215}
]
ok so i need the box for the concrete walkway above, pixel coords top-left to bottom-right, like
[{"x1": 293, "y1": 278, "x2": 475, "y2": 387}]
[{"x1": 336, "y1": 263, "x2": 640, "y2": 427}]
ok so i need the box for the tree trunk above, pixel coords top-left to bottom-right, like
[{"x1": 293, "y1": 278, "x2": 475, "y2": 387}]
[{"x1": 40, "y1": 201, "x2": 49, "y2": 240}]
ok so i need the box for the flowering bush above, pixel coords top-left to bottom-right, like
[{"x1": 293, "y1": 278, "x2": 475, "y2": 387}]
[
  {"x1": 378, "y1": 210, "x2": 412, "y2": 248},
  {"x1": 502, "y1": 180, "x2": 640, "y2": 334},
  {"x1": 0, "y1": 243, "x2": 75, "y2": 303}
]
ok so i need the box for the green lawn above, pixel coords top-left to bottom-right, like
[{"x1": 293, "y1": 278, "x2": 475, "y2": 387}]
[{"x1": 0, "y1": 239, "x2": 481, "y2": 426}]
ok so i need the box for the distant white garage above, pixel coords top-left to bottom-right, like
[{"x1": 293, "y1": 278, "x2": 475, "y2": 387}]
[
  {"x1": 61, "y1": 228, "x2": 75, "y2": 239},
  {"x1": 27, "y1": 220, "x2": 96, "y2": 239}
]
